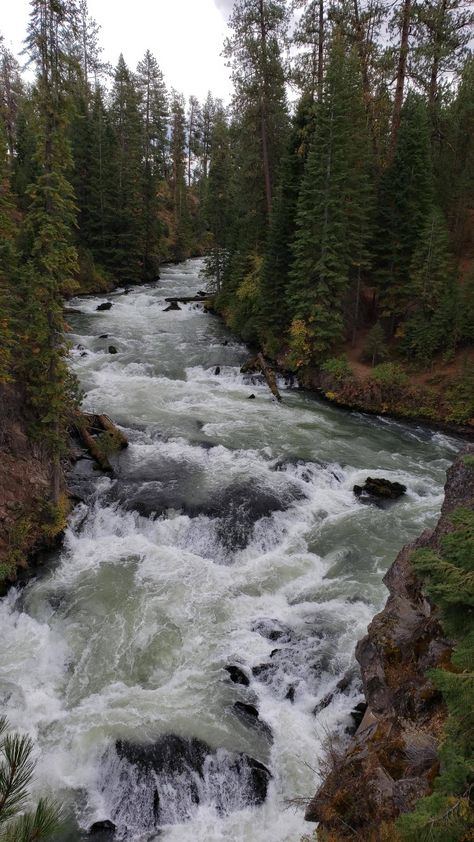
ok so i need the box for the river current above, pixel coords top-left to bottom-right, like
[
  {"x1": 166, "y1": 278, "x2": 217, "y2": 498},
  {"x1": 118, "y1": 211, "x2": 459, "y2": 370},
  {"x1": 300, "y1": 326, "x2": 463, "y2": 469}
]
[{"x1": 0, "y1": 259, "x2": 460, "y2": 841}]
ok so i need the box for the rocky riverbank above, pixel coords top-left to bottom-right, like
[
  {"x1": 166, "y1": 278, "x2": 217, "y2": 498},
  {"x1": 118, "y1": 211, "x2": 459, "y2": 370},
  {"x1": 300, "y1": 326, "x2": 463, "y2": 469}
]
[{"x1": 305, "y1": 447, "x2": 474, "y2": 840}]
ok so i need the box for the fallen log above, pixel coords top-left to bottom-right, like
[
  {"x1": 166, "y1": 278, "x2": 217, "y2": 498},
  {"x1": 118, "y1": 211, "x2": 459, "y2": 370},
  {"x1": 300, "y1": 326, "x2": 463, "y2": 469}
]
[
  {"x1": 240, "y1": 357, "x2": 260, "y2": 374},
  {"x1": 72, "y1": 412, "x2": 128, "y2": 472},
  {"x1": 73, "y1": 415, "x2": 113, "y2": 472},
  {"x1": 257, "y1": 353, "x2": 282, "y2": 402},
  {"x1": 97, "y1": 414, "x2": 129, "y2": 449}
]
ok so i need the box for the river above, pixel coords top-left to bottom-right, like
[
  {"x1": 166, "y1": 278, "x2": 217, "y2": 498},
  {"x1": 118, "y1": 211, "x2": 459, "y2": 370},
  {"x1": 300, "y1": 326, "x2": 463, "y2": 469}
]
[{"x1": 0, "y1": 259, "x2": 460, "y2": 841}]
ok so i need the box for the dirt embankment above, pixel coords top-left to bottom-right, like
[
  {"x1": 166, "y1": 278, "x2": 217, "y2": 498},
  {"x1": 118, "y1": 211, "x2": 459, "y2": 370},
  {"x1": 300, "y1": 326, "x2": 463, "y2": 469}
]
[
  {"x1": 306, "y1": 448, "x2": 474, "y2": 840},
  {"x1": 0, "y1": 384, "x2": 60, "y2": 589}
]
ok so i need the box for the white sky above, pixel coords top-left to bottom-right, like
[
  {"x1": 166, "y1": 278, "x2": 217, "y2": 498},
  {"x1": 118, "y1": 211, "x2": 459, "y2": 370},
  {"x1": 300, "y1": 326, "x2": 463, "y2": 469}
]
[{"x1": 1, "y1": 0, "x2": 233, "y2": 102}]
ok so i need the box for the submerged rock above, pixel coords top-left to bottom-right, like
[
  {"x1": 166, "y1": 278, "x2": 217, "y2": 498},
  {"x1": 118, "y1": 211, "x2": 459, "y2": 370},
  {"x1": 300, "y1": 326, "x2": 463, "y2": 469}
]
[
  {"x1": 96, "y1": 302, "x2": 113, "y2": 311},
  {"x1": 214, "y1": 366, "x2": 221, "y2": 375},
  {"x1": 233, "y1": 702, "x2": 273, "y2": 741},
  {"x1": 89, "y1": 820, "x2": 116, "y2": 837},
  {"x1": 163, "y1": 301, "x2": 181, "y2": 311},
  {"x1": 247, "y1": 394, "x2": 256, "y2": 399},
  {"x1": 99, "y1": 334, "x2": 109, "y2": 339},
  {"x1": 354, "y1": 476, "x2": 407, "y2": 506},
  {"x1": 225, "y1": 665, "x2": 250, "y2": 686},
  {"x1": 108, "y1": 346, "x2": 117, "y2": 355},
  {"x1": 99, "y1": 735, "x2": 271, "y2": 833}
]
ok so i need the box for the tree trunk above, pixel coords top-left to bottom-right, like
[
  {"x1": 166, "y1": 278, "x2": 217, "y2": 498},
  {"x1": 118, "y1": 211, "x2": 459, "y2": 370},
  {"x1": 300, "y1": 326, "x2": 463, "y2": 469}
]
[
  {"x1": 390, "y1": 0, "x2": 412, "y2": 157},
  {"x1": 317, "y1": 0, "x2": 324, "y2": 103},
  {"x1": 353, "y1": 0, "x2": 379, "y2": 159},
  {"x1": 259, "y1": 0, "x2": 272, "y2": 215}
]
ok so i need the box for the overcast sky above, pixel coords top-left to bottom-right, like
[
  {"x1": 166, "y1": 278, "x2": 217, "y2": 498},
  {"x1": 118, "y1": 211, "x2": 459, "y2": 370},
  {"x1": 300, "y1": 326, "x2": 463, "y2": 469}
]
[{"x1": 1, "y1": 0, "x2": 234, "y2": 101}]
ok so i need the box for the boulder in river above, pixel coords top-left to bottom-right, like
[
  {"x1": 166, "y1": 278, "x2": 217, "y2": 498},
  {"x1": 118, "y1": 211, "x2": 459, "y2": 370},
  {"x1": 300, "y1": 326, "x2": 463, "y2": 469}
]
[
  {"x1": 233, "y1": 702, "x2": 273, "y2": 742},
  {"x1": 89, "y1": 820, "x2": 116, "y2": 838},
  {"x1": 99, "y1": 735, "x2": 272, "y2": 832},
  {"x1": 96, "y1": 302, "x2": 113, "y2": 311},
  {"x1": 163, "y1": 301, "x2": 181, "y2": 311},
  {"x1": 99, "y1": 334, "x2": 109, "y2": 339},
  {"x1": 247, "y1": 394, "x2": 256, "y2": 399},
  {"x1": 225, "y1": 665, "x2": 250, "y2": 686},
  {"x1": 214, "y1": 366, "x2": 221, "y2": 375},
  {"x1": 354, "y1": 477, "x2": 407, "y2": 506},
  {"x1": 108, "y1": 346, "x2": 117, "y2": 355}
]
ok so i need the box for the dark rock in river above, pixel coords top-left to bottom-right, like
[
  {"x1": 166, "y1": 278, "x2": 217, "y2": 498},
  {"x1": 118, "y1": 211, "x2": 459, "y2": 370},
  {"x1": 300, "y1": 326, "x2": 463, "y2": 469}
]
[
  {"x1": 96, "y1": 302, "x2": 113, "y2": 311},
  {"x1": 233, "y1": 702, "x2": 273, "y2": 742},
  {"x1": 108, "y1": 346, "x2": 117, "y2": 354},
  {"x1": 285, "y1": 686, "x2": 296, "y2": 703},
  {"x1": 89, "y1": 820, "x2": 116, "y2": 837},
  {"x1": 99, "y1": 735, "x2": 271, "y2": 832},
  {"x1": 163, "y1": 301, "x2": 181, "y2": 311},
  {"x1": 225, "y1": 665, "x2": 250, "y2": 686},
  {"x1": 214, "y1": 366, "x2": 221, "y2": 375},
  {"x1": 247, "y1": 394, "x2": 256, "y2": 399},
  {"x1": 99, "y1": 334, "x2": 109, "y2": 339},
  {"x1": 349, "y1": 701, "x2": 367, "y2": 732},
  {"x1": 354, "y1": 476, "x2": 407, "y2": 507}
]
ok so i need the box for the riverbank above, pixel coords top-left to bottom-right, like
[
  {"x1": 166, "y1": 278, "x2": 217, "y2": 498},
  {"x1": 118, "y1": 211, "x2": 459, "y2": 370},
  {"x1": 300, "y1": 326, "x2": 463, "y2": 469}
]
[
  {"x1": 0, "y1": 258, "x2": 459, "y2": 842},
  {"x1": 211, "y1": 294, "x2": 474, "y2": 437},
  {"x1": 304, "y1": 447, "x2": 474, "y2": 841}
]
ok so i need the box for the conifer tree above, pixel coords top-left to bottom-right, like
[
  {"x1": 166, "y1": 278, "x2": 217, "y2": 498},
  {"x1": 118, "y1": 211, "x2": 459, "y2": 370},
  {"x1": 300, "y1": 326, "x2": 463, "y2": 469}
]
[
  {"x1": 136, "y1": 50, "x2": 168, "y2": 278},
  {"x1": 21, "y1": 0, "x2": 80, "y2": 501},
  {"x1": 402, "y1": 207, "x2": 458, "y2": 363},
  {"x1": 374, "y1": 93, "x2": 434, "y2": 328},
  {"x1": 203, "y1": 103, "x2": 231, "y2": 292},
  {"x1": 169, "y1": 89, "x2": 190, "y2": 262},
  {"x1": 0, "y1": 122, "x2": 17, "y2": 383},
  {"x1": 108, "y1": 54, "x2": 143, "y2": 281},
  {"x1": 258, "y1": 93, "x2": 316, "y2": 346},
  {"x1": 287, "y1": 37, "x2": 373, "y2": 359},
  {"x1": 224, "y1": 0, "x2": 289, "y2": 219}
]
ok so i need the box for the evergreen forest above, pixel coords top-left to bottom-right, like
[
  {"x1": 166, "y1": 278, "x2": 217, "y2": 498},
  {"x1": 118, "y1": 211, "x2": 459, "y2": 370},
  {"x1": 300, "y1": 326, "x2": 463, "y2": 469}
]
[{"x1": 0, "y1": 2, "x2": 473, "y2": 842}]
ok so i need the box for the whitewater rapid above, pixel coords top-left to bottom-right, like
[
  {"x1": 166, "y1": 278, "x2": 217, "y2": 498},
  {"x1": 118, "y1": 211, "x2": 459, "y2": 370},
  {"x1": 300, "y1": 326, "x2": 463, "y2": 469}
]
[{"x1": 0, "y1": 259, "x2": 460, "y2": 841}]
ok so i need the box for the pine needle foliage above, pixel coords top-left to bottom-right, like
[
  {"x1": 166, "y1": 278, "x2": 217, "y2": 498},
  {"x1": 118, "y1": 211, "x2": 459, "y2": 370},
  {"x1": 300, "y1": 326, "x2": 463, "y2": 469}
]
[{"x1": 0, "y1": 718, "x2": 62, "y2": 842}]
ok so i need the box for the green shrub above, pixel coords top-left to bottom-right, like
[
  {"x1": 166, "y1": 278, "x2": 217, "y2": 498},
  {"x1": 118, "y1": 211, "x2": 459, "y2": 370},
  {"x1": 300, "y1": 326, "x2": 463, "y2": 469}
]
[
  {"x1": 370, "y1": 362, "x2": 409, "y2": 388},
  {"x1": 321, "y1": 356, "x2": 353, "y2": 382}
]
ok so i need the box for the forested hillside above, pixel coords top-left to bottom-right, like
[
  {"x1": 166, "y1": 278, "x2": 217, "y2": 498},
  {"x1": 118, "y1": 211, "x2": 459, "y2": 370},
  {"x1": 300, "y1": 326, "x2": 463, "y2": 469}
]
[{"x1": 208, "y1": 0, "x2": 474, "y2": 427}]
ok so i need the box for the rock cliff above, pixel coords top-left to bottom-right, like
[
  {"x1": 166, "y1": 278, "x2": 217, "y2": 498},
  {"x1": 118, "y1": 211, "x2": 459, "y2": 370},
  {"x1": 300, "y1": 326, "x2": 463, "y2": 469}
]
[{"x1": 306, "y1": 447, "x2": 474, "y2": 839}]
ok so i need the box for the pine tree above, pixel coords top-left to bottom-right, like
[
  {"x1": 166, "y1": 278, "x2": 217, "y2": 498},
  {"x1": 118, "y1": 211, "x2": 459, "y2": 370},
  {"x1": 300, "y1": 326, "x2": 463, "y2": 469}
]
[
  {"x1": 410, "y1": 1, "x2": 473, "y2": 122},
  {"x1": 0, "y1": 122, "x2": 18, "y2": 383},
  {"x1": 108, "y1": 54, "x2": 143, "y2": 281},
  {"x1": 287, "y1": 37, "x2": 373, "y2": 359},
  {"x1": 21, "y1": 0, "x2": 80, "y2": 501},
  {"x1": 136, "y1": 50, "x2": 168, "y2": 278},
  {"x1": 401, "y1": 207, "x2": 459, "y2": 363},
  {"x1": 224, "y1": 0, "x2": 289, "y2": 219},
  {"x1": 374, "y1": 93, "x2": 434, "y2": 329},
  {"x1": 203, "y1": 103, "x2": 232, "y2": 292},
  {"x1": 363, "y1": 321, "x2": 388, "y2": 366},
  {"x1": 169, "y1": 90, "x2": 190, "y2": 262},
  {"x1": 258, "y1": 93, "x2": 316, "y2": 346}
]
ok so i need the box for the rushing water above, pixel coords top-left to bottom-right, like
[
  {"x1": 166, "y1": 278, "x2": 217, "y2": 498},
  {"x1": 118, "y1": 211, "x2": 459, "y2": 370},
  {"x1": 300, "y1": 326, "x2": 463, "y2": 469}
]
[{"x1": 0, "y1": 259, "x2": 461, "y2": 841}]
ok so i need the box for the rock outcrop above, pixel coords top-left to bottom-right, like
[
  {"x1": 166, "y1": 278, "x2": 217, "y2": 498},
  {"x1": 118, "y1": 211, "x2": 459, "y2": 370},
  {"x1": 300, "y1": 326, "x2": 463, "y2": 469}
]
[{"x1": 306, "y1": 448, "x2": 474, "y2": 838}]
